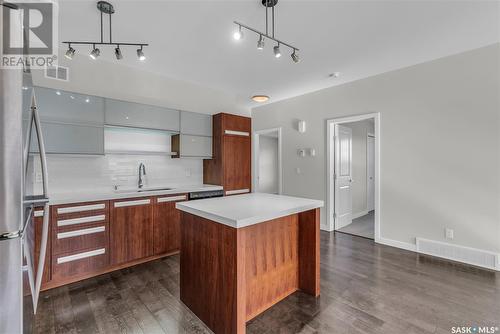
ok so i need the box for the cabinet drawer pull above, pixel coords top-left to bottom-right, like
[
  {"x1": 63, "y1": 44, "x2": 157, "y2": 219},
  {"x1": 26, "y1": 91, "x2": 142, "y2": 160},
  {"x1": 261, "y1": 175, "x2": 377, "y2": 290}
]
[
  {"x1": 34, "y1": 210, "x2": 44, "y2": 217},
  {"x1": 57, "y1": 214, "x2": 106, "y2": 227},
  {"x1": 57, "y1": 248, "x2": 106, "y2": 264},
  {"x1": 158, "y1": 195, "x2": 187, "y2": 203},
  {"x1": 114, "y1": 199, "x2": 151, "y2": 208},
  {"x1": 57, "y1": 226, "x2": 106, "y2": 239},
  {"x1": 224, "y1": 130, "x2": 249, "y2": 137},
  {"x1": 57, "y1": 203, "x2": 106, "y2": 214},
  {"x1": 225, "y1": 189, "x2": 250, "y2": 195}
]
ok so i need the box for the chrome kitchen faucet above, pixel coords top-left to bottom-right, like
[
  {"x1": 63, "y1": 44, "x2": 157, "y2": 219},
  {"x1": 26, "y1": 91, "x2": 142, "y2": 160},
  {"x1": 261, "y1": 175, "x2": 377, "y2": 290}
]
[{"x1": 138, "y1": 163, "x2": 146, "y2": 189}]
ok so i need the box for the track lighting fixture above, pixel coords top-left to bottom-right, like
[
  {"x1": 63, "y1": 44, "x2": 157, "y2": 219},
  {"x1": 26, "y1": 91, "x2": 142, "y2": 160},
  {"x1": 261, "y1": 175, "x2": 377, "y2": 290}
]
[
  {"x1": 234, "y1": 0, "x2": 300, "y2": 63},
  {"x1": 233, "y1": 25, "x2": 243, "y2": 40},
  {"x1": 257, "y1": 35, "x2": 265, "y2": 50},
  {"x1": 63, "y1": 1, "x2": 148, "y2": 62},
  {"x1": 273, "y1": 44, "x2": 281, "y2": 58},
  {"x1": 90, "y1": 45, "x2": 100, "y2": 60},
  {"x1": 114, "y1": 46, "x2": 122, "y2": 60},
  {"x1": 65, "y1": 45, "x2": 75, "y2": 59},
  {"x1": 137, "y1": 47, "x2": 146, "y2": 61}
]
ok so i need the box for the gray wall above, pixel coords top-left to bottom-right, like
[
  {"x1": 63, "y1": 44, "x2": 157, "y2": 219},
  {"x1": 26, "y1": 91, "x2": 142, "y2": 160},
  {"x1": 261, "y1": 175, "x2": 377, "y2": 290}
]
[
  {"x1": 343, "y1": 120, "x2": 375, "y2": 215},
  {"x1": 258, "y1": 135, "x2": 279, "y2": 194},
  {"x1": 252, "y1": 44, "x2": 500, "y2": 253}
]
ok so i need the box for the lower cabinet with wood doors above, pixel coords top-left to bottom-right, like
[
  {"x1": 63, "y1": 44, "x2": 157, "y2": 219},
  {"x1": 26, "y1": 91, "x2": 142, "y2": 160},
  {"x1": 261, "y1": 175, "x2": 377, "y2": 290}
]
[
  {"x1": 41, "y1": 194, "x2": 186, "y2": 291},
  {"x1": 110, "y1": 197, "x2": 154, "y2": 265},
  {"x1": 153, "y1": 194, "x2": 187, "y2": 255}
]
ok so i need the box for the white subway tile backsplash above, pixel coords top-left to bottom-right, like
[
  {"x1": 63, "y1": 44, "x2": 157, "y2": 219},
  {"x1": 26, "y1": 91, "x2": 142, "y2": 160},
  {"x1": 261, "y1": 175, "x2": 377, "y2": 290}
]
[{"x1": 33, "y1": 154, "x2": 203, "y2": 195}]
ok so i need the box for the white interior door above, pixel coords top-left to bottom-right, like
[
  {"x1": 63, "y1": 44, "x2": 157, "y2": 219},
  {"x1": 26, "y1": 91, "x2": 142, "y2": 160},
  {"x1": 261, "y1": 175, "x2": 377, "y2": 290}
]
[
  {"x1": 334, "y1": 125, "x2": 353, "y2": 229},
  {"x1": 367, "y1": 135, "x2": 375, "y2": 211},
  {"x1": 257, "y1": 135, "x2": 279, "y2": 194}
]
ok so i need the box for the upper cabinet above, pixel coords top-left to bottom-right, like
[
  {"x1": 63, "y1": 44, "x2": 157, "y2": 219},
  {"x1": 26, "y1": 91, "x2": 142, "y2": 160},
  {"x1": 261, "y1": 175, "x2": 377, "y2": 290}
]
[
  {"x1": 105, "y1": 99, "x2": 180, "y2": 132},
  {"x1": 34, "y1": 87, "x2": 105, "y2": 125},
  {"x1": 203, "y1": 113, "x2": 251, "y2": 195},
  {"x1": 180, "y1": 111, "x2": 212, "y2": 137}
]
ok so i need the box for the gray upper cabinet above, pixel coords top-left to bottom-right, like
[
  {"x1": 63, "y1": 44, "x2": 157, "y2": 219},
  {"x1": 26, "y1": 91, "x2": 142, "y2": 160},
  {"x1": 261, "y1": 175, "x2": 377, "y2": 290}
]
[
  {"x1": 30, "y1": 122, "x2": 104, "y2": 155},
  {"x1": 105, "y1": 99, "x2": 180, "y2": 132},
  {"x1": 172, "y1": 134, "x2": 212, "y2": 158},
  {"x1": 180, "y1": 111, "x2": 212, "y2": 137},
  {"x1": 34, "y1": 87, "x2": 105, "y2": 125}
]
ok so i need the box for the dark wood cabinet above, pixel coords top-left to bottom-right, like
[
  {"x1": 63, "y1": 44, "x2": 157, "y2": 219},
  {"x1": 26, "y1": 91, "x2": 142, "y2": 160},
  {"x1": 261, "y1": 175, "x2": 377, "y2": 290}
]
[
  {"x1": 204, "y1": 113, "x2": 252, "y2": 195},
  {"x1": 153, "y1": 194, "x2": 187, "y2": 255},
  {"x1": 110, "y1": 198, "x2": 154, "y2": 265}
]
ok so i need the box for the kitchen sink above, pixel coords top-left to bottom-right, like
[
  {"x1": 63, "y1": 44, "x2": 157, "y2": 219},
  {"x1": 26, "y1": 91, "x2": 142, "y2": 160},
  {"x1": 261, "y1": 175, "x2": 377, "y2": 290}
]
[
  {"x1": 137, "y1": 187, "x2": 173, "y2": 192},
  {"x1": 114, "y1": 187, "x2": 174, "y2": 193}
]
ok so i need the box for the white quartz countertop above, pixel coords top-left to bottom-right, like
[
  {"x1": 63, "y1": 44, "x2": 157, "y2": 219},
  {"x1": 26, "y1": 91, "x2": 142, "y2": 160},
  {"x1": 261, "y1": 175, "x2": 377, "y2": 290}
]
[
  {"x1": 49, "y1": 184, "x2": 223, "y2": 205},
  {"x1": 176, "y1": 193, "x2": 324, "y2": 228}
]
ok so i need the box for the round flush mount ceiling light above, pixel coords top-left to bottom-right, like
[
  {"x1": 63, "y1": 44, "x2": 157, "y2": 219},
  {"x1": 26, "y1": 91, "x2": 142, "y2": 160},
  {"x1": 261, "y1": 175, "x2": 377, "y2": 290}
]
[{"x1": 251, "y1": 95, "x2": 270, "y2": 103}]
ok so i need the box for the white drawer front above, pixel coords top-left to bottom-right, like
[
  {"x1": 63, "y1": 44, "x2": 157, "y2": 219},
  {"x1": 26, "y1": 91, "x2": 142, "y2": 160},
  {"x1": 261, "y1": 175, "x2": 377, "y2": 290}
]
[
  {"x1": 157, "y1": 195, "x2": 187, "y2": 203},
  {"x1": 57, "y1": 203, "x2": 106, "y2": 214},
  {"x1": 114, "y1": 199, "x2": 151, "y2": 208},
  {"x1": 34, "y1": 210, "x2": 44, "y2": 217},
  {"x1": 57, "y1": 226, "x2": 106, "y2": 239},
  {"x1": 225, "y1": 189, "x2": 250, "y2": 195},
  {"x1": 224, "y1": 130, "x2": 250, "y2": 137},
  {"x1": 57, "y1": 214, "x2": 106, "y2": 227},
  {"x1": 57, "y1": 248, "x2": 106, "y2": 264}
]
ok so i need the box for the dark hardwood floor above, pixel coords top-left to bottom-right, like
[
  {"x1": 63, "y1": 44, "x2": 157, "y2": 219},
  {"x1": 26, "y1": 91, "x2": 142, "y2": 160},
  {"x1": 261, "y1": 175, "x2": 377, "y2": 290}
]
[{"x1": 34, "y1": 232, "x2": 500, "y2": 334}]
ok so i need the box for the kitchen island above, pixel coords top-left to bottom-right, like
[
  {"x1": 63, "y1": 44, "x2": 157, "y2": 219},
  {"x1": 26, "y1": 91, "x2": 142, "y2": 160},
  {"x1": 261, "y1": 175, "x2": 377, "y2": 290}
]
[{"x1": 176, "y1": 193, "x2": 324, "y2": 334}]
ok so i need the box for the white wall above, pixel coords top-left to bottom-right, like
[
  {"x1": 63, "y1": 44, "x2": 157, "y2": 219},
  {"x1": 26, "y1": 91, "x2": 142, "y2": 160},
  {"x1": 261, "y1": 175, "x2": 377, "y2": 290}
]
[
  {"x1": 31, "y1": 54, "x2": 249, "y2": 116},
  {"x1": 342, "y1": 120, "x2": 374, "y2": 215},
  {"x1": 252, "y1": 44, "x2": 500, "y2": 254},
  {"x1": 258, "y1": 135, "x2": 279, "y2": 194}
]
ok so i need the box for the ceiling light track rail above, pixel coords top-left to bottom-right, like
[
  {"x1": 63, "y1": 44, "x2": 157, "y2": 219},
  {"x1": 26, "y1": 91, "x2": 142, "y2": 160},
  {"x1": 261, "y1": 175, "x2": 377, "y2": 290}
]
[
  {"x1": 233, "y1": 0, "x2": 300, "y2": 63},
  {"x1": 233, "y1": 21, "x2": 298, "y2": 52},
  {"x1": 63, "y1": 1, "x2": 148, "y2": 61}
]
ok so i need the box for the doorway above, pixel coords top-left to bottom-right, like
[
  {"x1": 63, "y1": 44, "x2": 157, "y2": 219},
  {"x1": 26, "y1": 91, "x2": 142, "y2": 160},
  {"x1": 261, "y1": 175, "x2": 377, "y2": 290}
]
[
  {"x1": 253, "y1": 128, "x2": 282, "y2": 194},
  {"x1": 326, "y1": 113, "x2": 380, "y2": 241}
]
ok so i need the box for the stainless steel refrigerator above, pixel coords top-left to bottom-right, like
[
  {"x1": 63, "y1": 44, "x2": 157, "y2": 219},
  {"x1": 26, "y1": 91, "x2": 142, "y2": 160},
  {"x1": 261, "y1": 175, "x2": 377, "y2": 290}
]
[{"x1": 0, "y1": 3, "x2": 50, "y2": 333}]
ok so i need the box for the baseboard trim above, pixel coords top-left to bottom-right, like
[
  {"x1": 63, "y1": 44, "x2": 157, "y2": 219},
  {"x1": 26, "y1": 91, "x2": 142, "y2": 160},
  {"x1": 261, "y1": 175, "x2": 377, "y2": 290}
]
[
  {"x1": 352, "y1": 210, "x2": 370, "y2": 220},
  {"x1": 377, "y1": 237, "x2": 416, "y2": 252},
  {"x1": 377, "y1": 237, "x2": 500, "y2": 272}
]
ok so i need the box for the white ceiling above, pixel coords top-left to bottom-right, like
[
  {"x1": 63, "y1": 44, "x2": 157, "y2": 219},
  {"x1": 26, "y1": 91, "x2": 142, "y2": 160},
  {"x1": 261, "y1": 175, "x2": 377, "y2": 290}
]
[{"x1": 58, "y1": 0, "x2": 499, "y2": 111}]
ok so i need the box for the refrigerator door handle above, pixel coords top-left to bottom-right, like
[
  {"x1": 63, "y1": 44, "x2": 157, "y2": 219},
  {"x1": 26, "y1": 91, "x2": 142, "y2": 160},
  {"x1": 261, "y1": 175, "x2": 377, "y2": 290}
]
[
  {"x1": 32, "y1": 98, "x2": 48, "y2": 198},
  {"x1": 30, "y1": 96, "x2": 50, "y2": 313},
  {"x1": 0, "y1": 206, "x2": 32, "y2": 240}
]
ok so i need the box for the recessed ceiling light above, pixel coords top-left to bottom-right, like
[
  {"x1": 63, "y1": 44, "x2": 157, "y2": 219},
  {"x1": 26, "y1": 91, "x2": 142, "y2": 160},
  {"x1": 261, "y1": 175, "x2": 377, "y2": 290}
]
[
  {"x1": 252, "y1": 95, "x2": 270, "y2": 103},
  {"x1": 329, "y1": 72, "x2": 340, "y2": 78},
  {"x1": 56, "y1": 91, "x2": 61, "y2": 95}
]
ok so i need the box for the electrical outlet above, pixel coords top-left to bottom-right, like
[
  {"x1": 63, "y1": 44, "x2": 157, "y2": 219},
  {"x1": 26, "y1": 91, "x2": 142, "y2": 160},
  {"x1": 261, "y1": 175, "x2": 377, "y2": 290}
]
[
  {"x1": 185, "y1": 169, "x2": 191, "y2": 177},
  {"x1": 35, "y1": 172, "x2": 42, "y2": 183},
  {"x1": 295, "y1": 167, "x2": 301, "y2": 174},
  {"x1": 445, "y1": 228, "x2": 454, "y2": 240}
]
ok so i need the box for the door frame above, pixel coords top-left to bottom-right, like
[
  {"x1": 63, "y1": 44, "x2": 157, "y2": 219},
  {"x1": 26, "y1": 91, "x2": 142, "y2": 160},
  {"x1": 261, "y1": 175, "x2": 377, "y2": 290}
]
[
  {"x1": 252, "y1": 127, "x2": 283, "y2": 194},
  {"x1": 326, "y1": 113, "x2": 380, "y2": 242},
  {"x1": 366, "y1": 133, "x2": 375, "y2": 212}
]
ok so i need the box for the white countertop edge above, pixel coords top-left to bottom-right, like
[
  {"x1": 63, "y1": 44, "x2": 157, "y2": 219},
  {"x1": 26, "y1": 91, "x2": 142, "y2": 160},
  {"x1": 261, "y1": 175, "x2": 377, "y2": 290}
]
[
  {"x1": 48, "y1": 185, "x2": 223, "y2": 205},
  {"x1": 176, "y1": 201, "x2": 323, "y2": 229}
]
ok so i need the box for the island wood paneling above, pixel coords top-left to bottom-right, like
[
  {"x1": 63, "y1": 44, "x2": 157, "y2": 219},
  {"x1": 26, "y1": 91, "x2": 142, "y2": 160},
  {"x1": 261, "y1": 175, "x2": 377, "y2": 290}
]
[
  {"x1": 298, "y1": 208, "x2": 320, "y2": 296},
  {"x1": 180, "y1": 212, "x2": 241, "y2": 334},
  {"x1": 243, "y1": 214, "x2": 299, "y2": 320},
  {"x1": 180, "y1": 208, "x2": 320, "y2": 334}
]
